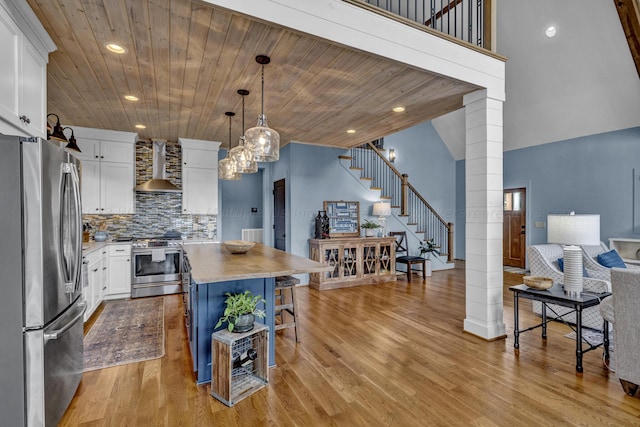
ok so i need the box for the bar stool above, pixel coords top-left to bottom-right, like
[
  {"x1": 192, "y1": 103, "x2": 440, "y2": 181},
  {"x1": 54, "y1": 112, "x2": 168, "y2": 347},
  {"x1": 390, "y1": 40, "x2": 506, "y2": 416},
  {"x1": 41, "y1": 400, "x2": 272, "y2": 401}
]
[{"x1": 274, "y1": 275, "x2": 300, "y2": 342}]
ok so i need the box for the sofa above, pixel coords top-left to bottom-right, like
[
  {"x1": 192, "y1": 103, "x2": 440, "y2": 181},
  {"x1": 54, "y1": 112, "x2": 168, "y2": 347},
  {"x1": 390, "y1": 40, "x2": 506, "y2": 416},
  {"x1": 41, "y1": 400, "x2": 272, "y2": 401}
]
[
  {"x1": 527, "y1": 244, "x2": 610, "y2": 330},
  {"x1": 599, "y1": 269, "x2": 640, "y2": 396}
]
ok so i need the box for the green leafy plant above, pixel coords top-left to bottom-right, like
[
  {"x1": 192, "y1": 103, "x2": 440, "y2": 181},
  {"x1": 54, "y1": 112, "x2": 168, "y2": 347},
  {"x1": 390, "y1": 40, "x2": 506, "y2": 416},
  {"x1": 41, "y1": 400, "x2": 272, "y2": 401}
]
[
  {"x1": 360, "y1": 219, "x2": 382, "y2": 229},
  {"x1": 215, "y1": 290, "x2": 266, "y2": 332},
  {"x1": 419, "y1": 238, "x2": 441, "y2": 260}
]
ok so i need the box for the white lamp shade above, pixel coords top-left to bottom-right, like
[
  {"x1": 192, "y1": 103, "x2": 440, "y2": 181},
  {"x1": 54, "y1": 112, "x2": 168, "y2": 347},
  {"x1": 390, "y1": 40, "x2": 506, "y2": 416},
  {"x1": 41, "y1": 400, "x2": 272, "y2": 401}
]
[
  {"x1": 372, "y1": 202, "x2": 391, "y2": 216},
  {"x1": 547, "y1": 214, "x2": 600, "y2": 245}
]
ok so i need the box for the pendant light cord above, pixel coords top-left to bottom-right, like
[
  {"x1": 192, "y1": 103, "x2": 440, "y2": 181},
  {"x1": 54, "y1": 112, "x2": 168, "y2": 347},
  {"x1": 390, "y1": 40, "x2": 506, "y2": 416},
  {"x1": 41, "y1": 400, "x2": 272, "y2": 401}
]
[
  {"x1": 242, "y1": 93, "x2": 245, "y2": 134},
  {"x1": 260, "y1": 65, "x2": 265, "y2": 116},
  {"x1": 228, "y1": 115, "x2": 232, "y2": 149}
]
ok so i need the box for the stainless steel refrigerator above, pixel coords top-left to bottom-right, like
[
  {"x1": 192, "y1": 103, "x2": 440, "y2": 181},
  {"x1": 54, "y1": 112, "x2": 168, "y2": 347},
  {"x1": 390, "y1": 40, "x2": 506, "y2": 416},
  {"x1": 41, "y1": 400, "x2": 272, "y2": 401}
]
[{"x1": 0, "y1": 136, "x2": 85, "y2": 426}]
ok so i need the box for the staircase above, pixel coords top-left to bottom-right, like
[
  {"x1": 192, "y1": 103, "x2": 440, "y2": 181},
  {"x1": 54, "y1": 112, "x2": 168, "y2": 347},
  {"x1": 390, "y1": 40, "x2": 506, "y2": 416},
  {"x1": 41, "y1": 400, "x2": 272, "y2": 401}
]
[{"x1": 339, "y1": 141, "x2": 454, "y2": 269}]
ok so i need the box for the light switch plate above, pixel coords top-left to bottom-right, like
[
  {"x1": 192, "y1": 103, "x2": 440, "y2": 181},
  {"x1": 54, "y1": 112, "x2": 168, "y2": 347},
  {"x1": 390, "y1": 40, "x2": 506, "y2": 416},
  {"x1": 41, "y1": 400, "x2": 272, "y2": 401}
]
[{"x1": 534, "y1": 221, "x2": 546, "y2": 228}]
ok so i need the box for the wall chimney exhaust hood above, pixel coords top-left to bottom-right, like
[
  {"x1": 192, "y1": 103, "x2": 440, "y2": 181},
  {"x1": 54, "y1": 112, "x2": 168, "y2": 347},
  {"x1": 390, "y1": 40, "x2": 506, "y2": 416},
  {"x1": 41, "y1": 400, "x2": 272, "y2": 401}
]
[{"x1": 135, "y1": 139, "x2": 181, "y2": 193}]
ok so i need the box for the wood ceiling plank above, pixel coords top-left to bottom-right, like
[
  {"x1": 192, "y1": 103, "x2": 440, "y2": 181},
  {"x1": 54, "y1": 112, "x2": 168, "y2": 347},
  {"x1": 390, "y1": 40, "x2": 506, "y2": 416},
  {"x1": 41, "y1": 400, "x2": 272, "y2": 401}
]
[
  {"x1": 148, "y1": 0, "x2": 172, "y2": 139},
  {"x1": 176, "y1": 2, "x2": 213, "y2": 139},
  {"x1": 168, "y1": 0, "x2": 192, "y2": 139}
]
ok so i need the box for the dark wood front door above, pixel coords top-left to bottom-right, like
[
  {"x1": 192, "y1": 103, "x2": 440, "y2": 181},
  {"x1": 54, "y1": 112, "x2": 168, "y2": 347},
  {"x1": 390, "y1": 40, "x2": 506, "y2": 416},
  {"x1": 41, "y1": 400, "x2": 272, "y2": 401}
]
[
  {"x1": 273, "y1": 179, "x2": 286, "y2": 251},
  {"x1": 503, "y1": 188, "x2": 526, "y2": 268}
]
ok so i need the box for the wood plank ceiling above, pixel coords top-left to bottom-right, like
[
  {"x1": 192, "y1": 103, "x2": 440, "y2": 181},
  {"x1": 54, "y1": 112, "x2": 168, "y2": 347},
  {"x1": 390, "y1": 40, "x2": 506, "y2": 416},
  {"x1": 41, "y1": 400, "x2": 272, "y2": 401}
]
[{"x1": 27, "y1": 0, "x2": 480, "y2": 149}]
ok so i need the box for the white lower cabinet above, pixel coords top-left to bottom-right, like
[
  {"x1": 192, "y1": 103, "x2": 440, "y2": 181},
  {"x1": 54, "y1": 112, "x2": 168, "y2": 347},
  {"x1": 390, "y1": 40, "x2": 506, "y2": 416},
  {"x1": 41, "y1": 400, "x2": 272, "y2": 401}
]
[
  {"x1": 83, "y1": 248, "x2": 108, "y2": 322},
  {"x1": 106, "y1": 244, "x2": 131, "y2": 299}
]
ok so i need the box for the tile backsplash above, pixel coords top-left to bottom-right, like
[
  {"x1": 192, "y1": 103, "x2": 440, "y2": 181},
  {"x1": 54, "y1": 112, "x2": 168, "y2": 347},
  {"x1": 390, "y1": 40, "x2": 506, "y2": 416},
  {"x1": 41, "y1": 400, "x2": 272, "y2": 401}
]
[{"x1": 82, "y1": 140, "x2": 217, "y2": 240}]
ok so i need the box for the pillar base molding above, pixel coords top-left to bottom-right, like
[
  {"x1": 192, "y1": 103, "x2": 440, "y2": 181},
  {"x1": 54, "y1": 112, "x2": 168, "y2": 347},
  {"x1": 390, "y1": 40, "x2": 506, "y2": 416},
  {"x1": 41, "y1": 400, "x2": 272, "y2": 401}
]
[{"x1": 463, "y1": 318, "x2": 506, "y2": 340}]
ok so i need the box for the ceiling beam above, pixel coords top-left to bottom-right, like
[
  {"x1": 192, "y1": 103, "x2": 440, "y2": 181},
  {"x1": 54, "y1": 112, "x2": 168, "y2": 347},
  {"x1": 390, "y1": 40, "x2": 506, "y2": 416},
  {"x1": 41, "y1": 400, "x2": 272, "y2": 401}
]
[{"x1": 614, "y1": 0, "x2": 640, "y2": 78}]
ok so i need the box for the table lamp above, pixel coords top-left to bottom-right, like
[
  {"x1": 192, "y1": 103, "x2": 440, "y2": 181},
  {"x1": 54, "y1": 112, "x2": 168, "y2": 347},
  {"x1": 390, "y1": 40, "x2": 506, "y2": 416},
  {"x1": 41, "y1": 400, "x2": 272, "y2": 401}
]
[
  {"x1": 372, "y1": 202, "x2": 391, "y2": 237},
  {"x1": 547, "y1": 212, "x2": 600, "y2": 295}
]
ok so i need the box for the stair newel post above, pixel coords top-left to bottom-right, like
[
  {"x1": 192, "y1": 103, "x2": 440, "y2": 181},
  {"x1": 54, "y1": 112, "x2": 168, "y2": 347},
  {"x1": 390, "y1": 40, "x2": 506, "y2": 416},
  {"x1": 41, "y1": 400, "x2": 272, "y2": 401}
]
[
  {"x1": 447, "y1": 222, "x2": 454, "y2": 262},
  {"x1": 401, "y1": 174, "x2": 409, "y2": 216}
]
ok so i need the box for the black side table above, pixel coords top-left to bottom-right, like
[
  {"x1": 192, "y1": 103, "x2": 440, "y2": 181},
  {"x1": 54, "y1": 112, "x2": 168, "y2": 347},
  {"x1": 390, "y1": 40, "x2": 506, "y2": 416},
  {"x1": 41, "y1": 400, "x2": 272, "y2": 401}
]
[{"x1": 509, "y1": 283, "x2": 610, "y2": 373}]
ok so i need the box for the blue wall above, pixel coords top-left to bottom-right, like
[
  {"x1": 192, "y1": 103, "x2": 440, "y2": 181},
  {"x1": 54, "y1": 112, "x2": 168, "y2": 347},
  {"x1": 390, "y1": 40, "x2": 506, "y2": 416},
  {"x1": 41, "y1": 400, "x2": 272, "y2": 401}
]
[
  {"x1": 455, "y1": 126, "x2": 640, "y2": 261},
  {"x1": 282, "y1": 121, "x2": 457, "y2": 271},
  {"x1": 504, "y1": 127, "x2": 640, "y2": 245},
  {"x1": 220, "y1": 168, "x2": 264, "y2": 242}
]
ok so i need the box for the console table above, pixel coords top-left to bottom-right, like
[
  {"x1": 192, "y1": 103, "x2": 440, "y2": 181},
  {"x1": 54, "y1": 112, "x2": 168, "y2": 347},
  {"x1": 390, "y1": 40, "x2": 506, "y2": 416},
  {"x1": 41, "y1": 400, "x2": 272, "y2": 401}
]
[
  {"x1": 309, "y1": 237, "x2": 396, "y2": 290},
  {"x1": 509, "y1": 283, "x2": 610, "y2": 373}
]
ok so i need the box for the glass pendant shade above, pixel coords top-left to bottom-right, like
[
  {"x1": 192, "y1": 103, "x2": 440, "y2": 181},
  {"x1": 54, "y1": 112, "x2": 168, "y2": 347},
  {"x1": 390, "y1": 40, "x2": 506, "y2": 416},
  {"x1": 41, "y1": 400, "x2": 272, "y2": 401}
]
[
  {"x1": 218, "y1": 111, "x2": 241, "y2": 181},
  {"x1": 229, "y1": 137, "x2": 258, "y2": 173},
  {"x1": 229, "y1": 88, "x2": 258, "y2": 173},
  {"x1": 245, "y1": 114, "x2": 279, "y2": 162},
  {"x1": 245, "y1": 55, "x2": 279, "y2": 162},
  {"x1": 218, "y1": 157, "x2": 240, "y2": 180}
]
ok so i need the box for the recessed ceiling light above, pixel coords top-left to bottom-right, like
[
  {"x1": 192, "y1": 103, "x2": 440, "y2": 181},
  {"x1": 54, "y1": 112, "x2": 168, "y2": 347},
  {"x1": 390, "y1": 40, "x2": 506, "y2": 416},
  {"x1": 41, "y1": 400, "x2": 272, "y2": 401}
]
[
  {"x1": 105, "y1": 43, "x2": 126, "y2": 54},
  {"x1": 135, "y1": 124, "x2": 146, "y2": 129},
  {"x1": 545, "y1": 26, "x2": 557, "y2": 38},
  {"x1": 124, "y1": 95, "x2": 139, "y2": 102},
  {"x1": 346, "y1": 129, "x2": 356, "y2": 134},
  {"x1": 392, "y1": 106, "x2": 405, "y2": 113}
]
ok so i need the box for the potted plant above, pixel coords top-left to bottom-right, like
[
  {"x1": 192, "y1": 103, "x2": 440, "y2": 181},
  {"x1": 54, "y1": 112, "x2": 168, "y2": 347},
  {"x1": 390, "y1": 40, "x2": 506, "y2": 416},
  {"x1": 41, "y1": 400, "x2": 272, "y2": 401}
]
[
  {"x1": 419, "y1": 238, "x2": 441, "y2": 277},
  {"x1": 215, "y1": 290, "x2": 266, "y2": 333},
  {"x1": 360, "y1": 219, "x2": 382, "y2": 237}
]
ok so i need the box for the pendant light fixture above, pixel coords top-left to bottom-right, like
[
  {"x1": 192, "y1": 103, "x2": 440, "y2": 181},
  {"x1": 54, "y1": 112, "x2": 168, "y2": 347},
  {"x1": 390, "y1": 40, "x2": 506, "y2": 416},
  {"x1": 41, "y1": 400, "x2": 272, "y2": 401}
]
[
  {"x1": 218, "y1": 112, "x2": 241, "y2": 181},
  {"x1": 229, "y1": 89, "x2": 258, "y2": 173},
  {"x1": 245, "y1": 55, "x2": 279, "y2": 162}
]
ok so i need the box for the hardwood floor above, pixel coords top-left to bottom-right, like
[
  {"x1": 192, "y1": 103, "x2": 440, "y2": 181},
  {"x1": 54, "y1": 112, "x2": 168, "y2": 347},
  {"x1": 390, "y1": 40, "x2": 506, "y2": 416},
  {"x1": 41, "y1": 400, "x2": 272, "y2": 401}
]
[{"x1": 61, "y1": 264, "x2": 640, "y2": 426}]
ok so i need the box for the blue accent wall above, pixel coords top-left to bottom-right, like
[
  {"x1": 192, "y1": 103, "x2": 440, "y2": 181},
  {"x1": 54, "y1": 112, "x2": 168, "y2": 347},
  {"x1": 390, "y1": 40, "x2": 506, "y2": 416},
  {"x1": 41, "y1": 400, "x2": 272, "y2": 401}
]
[
  {"x1": 220, "y1": 168, "x2": 264, "y2": 242},
  {"x1": 221, "y1": 123, "x2": 640, "y2": 267},
  {"x1": 504, "y1": 127, "x2": 640, "y2": 245},
  {"x1": 281, "y1": 121, "x2": 457, "y2": 273},
  {"x1": 384, "y1": 122, "x2": 457, "y2": 220},
  {"x1": 455, "y1": 126, "x2": 640, "y2": 261}
]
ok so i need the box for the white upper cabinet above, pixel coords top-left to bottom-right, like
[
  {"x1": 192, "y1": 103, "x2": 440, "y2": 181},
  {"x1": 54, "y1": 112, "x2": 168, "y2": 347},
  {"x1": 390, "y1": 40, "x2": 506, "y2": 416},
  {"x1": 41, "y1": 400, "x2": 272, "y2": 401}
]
[
  {"x1": 71, "y1": 127, "x2": 138, "y2": 215},
  {"x1": 179, "y1": 138, "x2": 221, "y2": 215},
  {"x1": 0, "y1": 0, "x2": 54, "y2": 138}
]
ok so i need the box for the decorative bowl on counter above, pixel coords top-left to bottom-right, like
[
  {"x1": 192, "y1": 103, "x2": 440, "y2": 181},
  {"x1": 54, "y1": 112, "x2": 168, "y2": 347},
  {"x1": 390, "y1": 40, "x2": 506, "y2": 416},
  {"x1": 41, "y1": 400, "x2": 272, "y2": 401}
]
[{"x1": 222, "y1": 240, "x2": 256, "y2": 254}]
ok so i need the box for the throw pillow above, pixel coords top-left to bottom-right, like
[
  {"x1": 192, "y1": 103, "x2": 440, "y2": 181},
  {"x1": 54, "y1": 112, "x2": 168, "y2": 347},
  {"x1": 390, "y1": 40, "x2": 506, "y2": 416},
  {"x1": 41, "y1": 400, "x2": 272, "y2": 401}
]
[
  {"x1": 597, "y1": 250, "x2": 627, "y2": 269},
  {"x1": 557, "y1": 257, "x2": 589, "y2": 277}
]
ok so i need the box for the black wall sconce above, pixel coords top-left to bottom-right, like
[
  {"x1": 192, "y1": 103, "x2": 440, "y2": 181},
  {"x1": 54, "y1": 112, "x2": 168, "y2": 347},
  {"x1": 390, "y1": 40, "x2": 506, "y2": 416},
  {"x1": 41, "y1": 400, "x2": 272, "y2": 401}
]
[
  {"x1": 62, "y1": 127, "x2": 81, "y2": 152},
  {"x1": 46, "y1": 113, "x2": 67, "y2": 142}
]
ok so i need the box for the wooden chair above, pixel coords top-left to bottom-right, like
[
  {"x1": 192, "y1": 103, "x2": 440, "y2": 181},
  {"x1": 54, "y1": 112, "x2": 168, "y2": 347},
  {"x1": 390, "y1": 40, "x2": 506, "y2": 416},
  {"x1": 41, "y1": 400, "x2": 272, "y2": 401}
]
[{"x1": 389, "y1": 231, "x2": 425, "y2": 282}]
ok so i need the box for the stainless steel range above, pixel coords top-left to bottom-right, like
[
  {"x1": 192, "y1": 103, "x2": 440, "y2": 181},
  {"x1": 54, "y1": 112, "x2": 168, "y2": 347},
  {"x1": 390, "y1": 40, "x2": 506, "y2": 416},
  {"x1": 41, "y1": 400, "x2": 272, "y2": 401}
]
[{"x1": 131, "y1": 236, "x2": 183, "y2": 298}]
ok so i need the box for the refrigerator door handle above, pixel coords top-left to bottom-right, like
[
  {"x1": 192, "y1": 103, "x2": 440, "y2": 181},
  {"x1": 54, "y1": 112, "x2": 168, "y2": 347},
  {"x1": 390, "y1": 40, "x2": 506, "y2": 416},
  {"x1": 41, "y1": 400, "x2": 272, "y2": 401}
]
[
  {"x1": 60, "y1": 162, "x2": 83, "y2": 294},
  {"x1": 44, "y1": 303, "x2": 86, "y2": 342}
]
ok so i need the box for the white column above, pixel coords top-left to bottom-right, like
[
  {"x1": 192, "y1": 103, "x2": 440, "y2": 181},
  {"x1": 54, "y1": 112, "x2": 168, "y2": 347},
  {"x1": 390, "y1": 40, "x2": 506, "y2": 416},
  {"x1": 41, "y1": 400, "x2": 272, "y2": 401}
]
[{"x1": 463, "y1": 89, "x2": 506, "y2": 340}]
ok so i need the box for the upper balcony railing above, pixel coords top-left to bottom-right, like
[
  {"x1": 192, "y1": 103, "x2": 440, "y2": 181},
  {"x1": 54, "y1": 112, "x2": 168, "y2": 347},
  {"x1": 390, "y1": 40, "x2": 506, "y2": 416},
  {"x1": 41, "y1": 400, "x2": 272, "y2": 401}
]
[{"x1": 354, "y1": 0, "x2": 491, "y2": 49}]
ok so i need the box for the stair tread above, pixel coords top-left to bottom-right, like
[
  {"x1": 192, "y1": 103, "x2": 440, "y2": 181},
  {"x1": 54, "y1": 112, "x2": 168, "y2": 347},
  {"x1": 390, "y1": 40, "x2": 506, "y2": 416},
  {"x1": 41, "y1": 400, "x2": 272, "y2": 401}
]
[
  {"x1": 370, "y1": 187, "x2": 382, "y2": 191},
  {"x1": 339, "y1": 155, "x2": 352, "y2": 160},
  {"x1": 349, "y1": 167, "x2": 363, "y2": 171},
  {"x1": 360, "y1": 177, "x2": 373, "y2": 181}
]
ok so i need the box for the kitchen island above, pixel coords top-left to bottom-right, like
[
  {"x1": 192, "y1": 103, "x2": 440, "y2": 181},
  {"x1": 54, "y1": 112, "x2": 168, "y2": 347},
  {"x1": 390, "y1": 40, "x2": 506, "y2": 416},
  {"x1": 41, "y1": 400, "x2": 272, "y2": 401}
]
[{"x1": 182, "y1": 242, "x2": 330, "y2": 384}]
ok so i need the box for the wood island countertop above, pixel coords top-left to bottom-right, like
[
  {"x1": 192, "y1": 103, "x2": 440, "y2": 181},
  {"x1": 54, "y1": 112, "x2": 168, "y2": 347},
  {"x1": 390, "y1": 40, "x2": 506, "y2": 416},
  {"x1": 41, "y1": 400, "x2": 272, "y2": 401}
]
[{"x1": 182, "y1": 242, "x2": 331, "y2": 284}]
